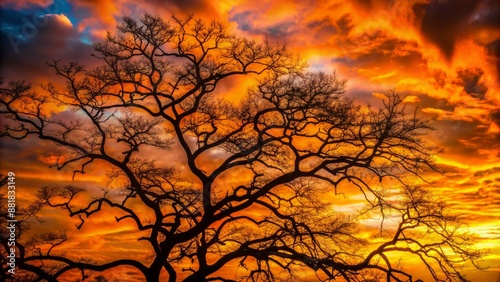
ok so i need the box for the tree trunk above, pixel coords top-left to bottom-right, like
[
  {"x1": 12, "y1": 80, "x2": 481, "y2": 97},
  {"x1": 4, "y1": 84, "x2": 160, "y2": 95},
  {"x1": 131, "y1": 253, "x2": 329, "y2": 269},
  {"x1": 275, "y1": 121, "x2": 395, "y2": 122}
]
[
  {"x1": 145, "y1": 271, "x2": 161, "y2": 282},
  {"x1": 145, "y1": 260, "x2": 163, "y2": 282},
  {"x1": 203, "y1": 182, "x2": 211, "y2": 209}
]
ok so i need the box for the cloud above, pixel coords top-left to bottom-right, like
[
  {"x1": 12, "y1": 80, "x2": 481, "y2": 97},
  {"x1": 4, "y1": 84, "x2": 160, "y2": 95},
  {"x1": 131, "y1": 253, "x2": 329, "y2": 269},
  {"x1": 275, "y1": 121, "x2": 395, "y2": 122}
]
[
  {"x1": 0, "y1": 10, "x2": 95, "y2": 83},
  {"x1": 403, "y1": 95, "x2": 420, "y2": 103},
  {"x1": 372, "y1": 92, "x2": 386, "y2": 99},
  {"x1": 64, "y1": 0, "x2": 223, "y2": 42},
  {"x1": 413, "y1": 0, "x2": 481, "y2": 59},
  {"x1": 454, "y1": 67, "x2": 488, "y2": 98},
  {"x1": 0, "y1": 0, "x2": 52, "y2": 9},
  {"x1": 421, "y1": 106, "x2": 491, "y2": 122}
]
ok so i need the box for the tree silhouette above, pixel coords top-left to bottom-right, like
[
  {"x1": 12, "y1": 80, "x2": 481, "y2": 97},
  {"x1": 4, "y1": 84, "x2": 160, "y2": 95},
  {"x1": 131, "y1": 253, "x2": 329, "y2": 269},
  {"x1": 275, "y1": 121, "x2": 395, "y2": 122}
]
[{"x1": 0, "y1": 14, "x2": 483, "y2": 282}]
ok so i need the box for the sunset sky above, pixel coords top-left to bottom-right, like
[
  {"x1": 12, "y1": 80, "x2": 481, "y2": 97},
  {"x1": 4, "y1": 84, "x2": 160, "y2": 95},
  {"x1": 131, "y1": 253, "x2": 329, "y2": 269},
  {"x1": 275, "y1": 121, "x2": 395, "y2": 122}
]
[{"x1": 1, "y1": 0, "x2": 499, "y2": 281}]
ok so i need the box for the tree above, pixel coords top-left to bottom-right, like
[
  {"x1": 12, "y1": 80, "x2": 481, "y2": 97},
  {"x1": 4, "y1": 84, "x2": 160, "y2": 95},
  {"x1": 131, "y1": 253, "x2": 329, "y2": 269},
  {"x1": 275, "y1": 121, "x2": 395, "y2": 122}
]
[{"x1": 0, "y1": 14, "x2": 483, "y2": 282}]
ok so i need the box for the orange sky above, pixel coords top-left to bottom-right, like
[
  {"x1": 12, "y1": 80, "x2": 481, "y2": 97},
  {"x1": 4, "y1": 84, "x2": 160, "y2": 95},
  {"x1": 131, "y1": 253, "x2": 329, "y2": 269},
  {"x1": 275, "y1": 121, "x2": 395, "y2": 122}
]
[{"x1": 1, "y1": 0, "x2": 499, "y2": 281}]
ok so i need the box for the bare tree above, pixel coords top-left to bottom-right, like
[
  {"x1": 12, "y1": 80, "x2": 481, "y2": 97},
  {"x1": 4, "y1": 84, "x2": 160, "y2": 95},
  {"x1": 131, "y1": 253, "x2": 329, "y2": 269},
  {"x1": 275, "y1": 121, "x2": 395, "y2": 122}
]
[{"x1": 0, "y1": 14, "x2": 483, "y2": 282}]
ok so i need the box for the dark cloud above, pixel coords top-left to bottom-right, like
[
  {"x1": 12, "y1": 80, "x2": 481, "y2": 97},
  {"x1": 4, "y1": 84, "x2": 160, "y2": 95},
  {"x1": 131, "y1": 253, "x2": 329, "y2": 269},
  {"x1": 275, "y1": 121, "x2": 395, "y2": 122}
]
[
  {"x1": 0, "y1": 10, "x2": 95, "y2": 82},
  {"x1": 486, "y1": 39, "x2": 500, "y2": 79},
  {"x1": 164, "y1": 0, "x2": 214, "y2": 14},
  {"x1": 339, "y1": 32, "x2": 424, "y2": 69},
  {"x1": 230, "y1": 11, "x2": 297, "y2": 40},
  {"x1": 0, "y1": 135, "x2": 60, "y2": 178},
  {"x1": 0, "y1": 0, "x2": 52, "y2": 10},
  {"x1": 231, "y1": 10, "x2": 253, "y2": 31},
  {"x1": 0, "y1": 137, "x2": 39, "y2": 168},
  {"x1": 121, "y1": 0, "x2": 217, "y2": 20},
  {"x1": 354, "y1": 0, "x2": 373, "y2": 10},
  {"x1": 417, "y1": 95, "x2": 500, "y2": 158},
  {"x1": 265, "y1": 21, "x2": 295, "y2": 39},
  {"x1": 306, "y1": 17, "x2": 338, "y2": 36},
  {"x1": 469, "y1": 0, "x2": 500, "y2": 29},
  {"x1": 491, "y1": 110, "x2": 500, "y2": 155},
  {"x1": 492, "y1": 110, "x2": 500, "y2": 124},
  {"x1": 230, "y1": 6, "x2": 347, "y2": 45},
  {"x1": 454, "y1": 67, "x2": 488, "y2": 98},
  {"x1": 413, "y1": 0, "x2": 480, "y2": 59},
  {"x1": 474, "y1": 166, "x2": 500, "y2": 178},
  {"x1": 430, "y1": 69, "x2": 448, "y2": 87},
  {"x1": 431, "y1": 120, "x2": 480, "y2": 151},
  {"x1": 336, "y1": 14, "x2": 353, "y2": 34}
]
